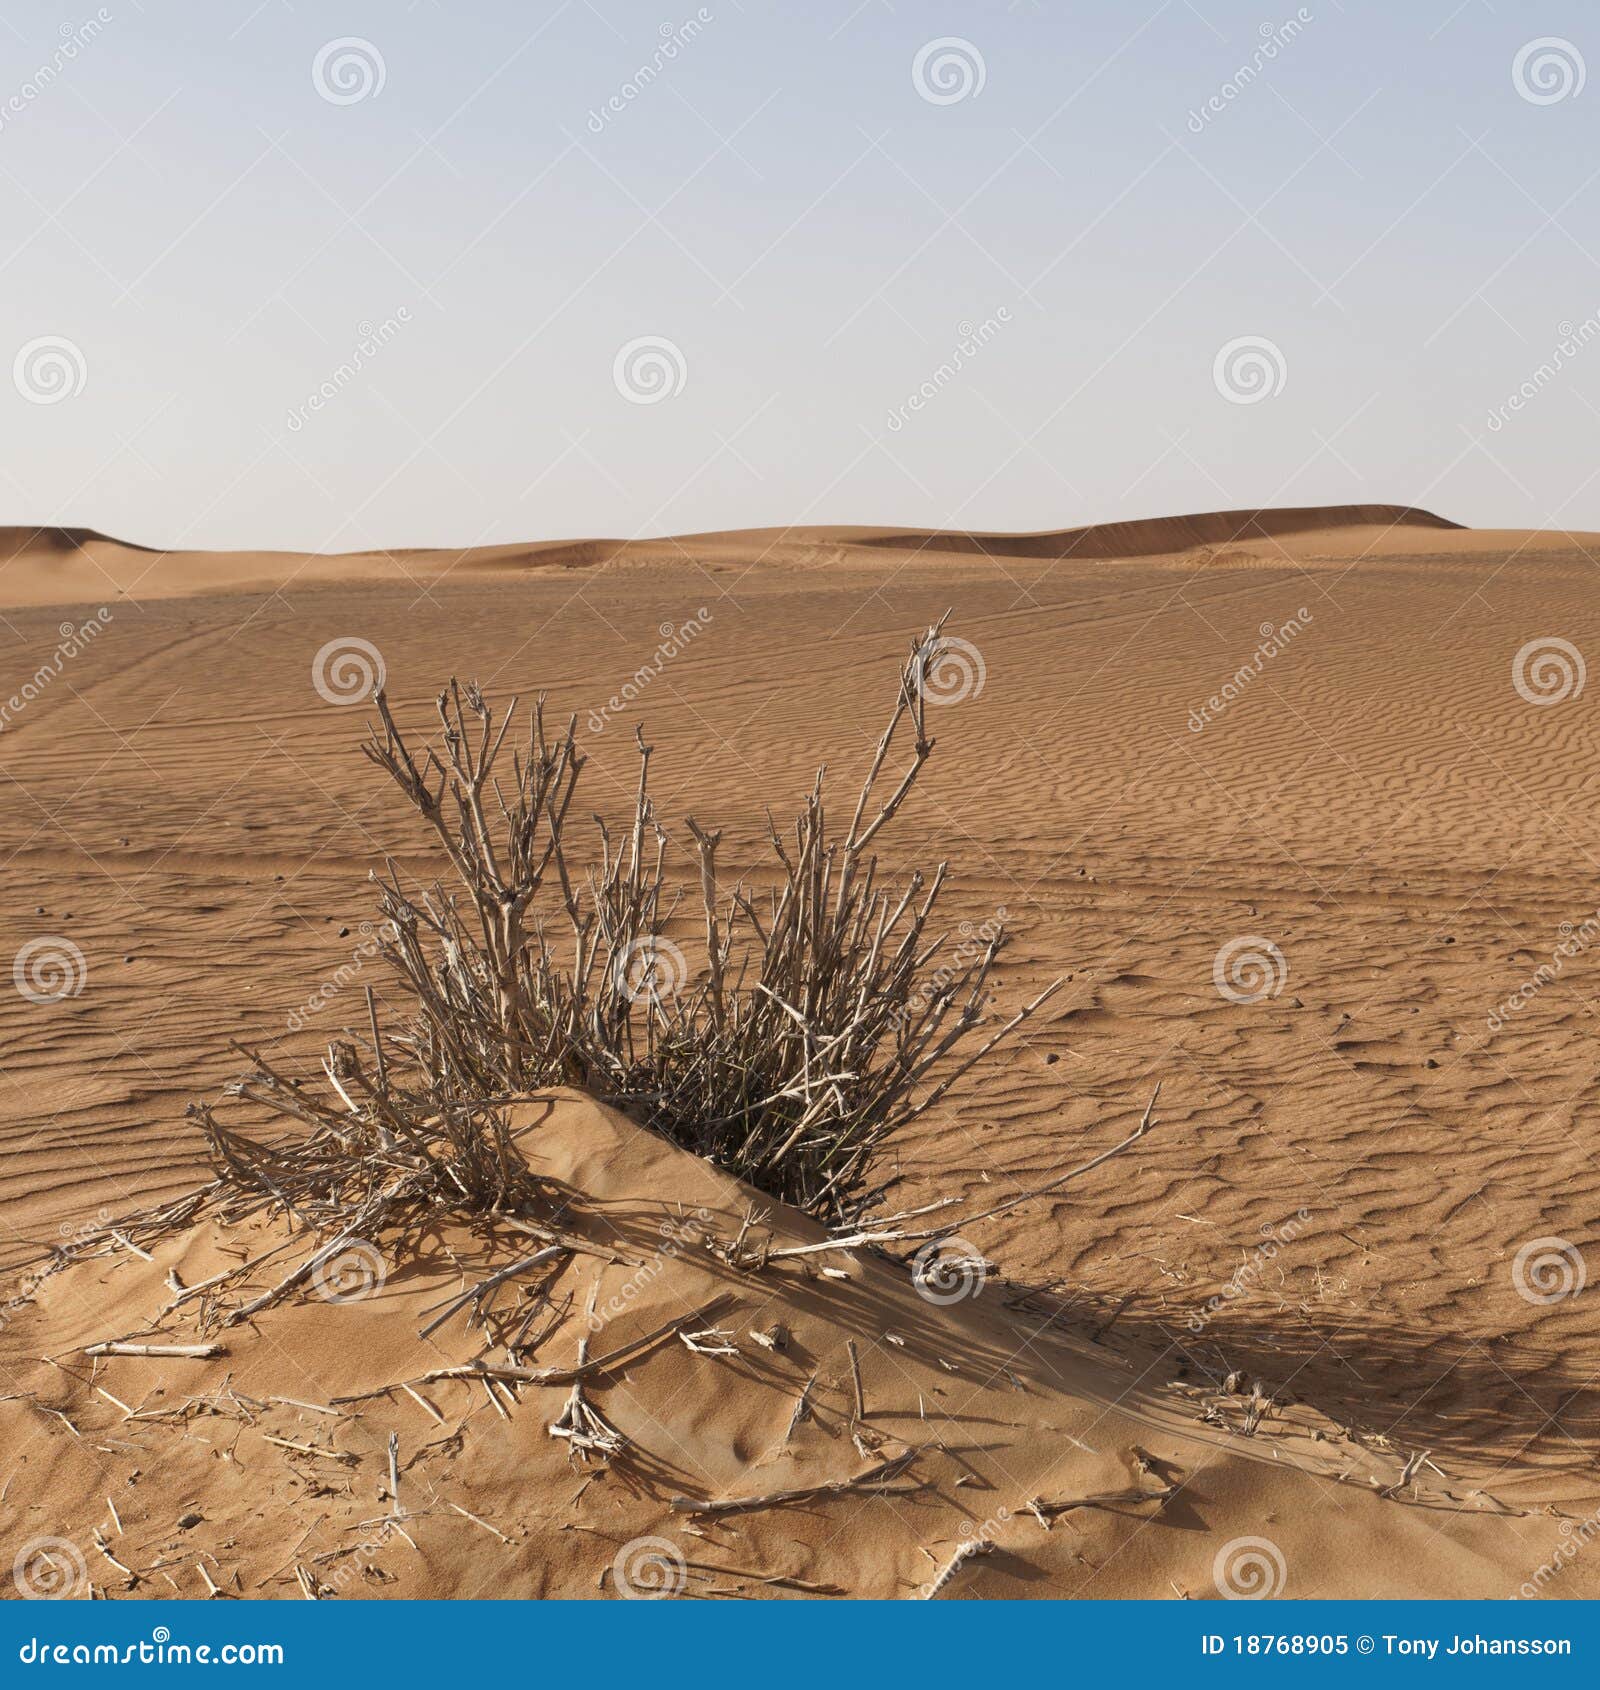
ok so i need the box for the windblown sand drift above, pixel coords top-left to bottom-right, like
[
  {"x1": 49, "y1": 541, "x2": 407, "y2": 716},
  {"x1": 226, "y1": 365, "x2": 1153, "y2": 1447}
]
[{"x1": 0, "y1": 1090, "x2": 1561, "y2": 1601}]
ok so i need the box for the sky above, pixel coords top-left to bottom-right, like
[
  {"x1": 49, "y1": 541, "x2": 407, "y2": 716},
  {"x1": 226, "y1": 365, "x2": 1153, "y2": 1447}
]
[{"x1": 2, "y1": 0, "x2": 1598, "y2": 552}]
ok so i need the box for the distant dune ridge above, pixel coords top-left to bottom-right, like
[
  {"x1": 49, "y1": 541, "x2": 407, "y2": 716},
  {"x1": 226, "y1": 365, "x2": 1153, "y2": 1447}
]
[
  {"x1": 841, "y1": 502, "x2": 1462, "y2": 560},
  {"x1": 0, "y1": 502, "x2": 1521, "y2": 608}
]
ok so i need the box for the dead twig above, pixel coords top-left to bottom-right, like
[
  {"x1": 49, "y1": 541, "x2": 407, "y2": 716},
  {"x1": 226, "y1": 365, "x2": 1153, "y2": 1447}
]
[
  {"x1": 84, "y1": 1342, "x2": 224, "y2": 1359},
  {"x1": 670, "y1": 1447, "x2": 923, "y2": 1517}
]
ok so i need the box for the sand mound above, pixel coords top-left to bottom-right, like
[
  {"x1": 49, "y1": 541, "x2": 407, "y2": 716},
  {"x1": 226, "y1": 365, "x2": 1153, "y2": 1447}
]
[
  {"x1": 1, "y1": 1090, "x2": 1572, "y2": 1601},
  {"x1": 0, "y1": 527, "x2": 156, "y2": 606},
  {"x1": 835, "y1": 503, "x2": 1460, "y2": 562},
  {"x1": 0, "y1": 525, "x2": 157, "y2": 562}
]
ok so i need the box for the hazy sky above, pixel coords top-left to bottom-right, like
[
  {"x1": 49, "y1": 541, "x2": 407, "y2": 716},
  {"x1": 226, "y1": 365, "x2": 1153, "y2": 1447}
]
[{"x1": 3, "y1": 0, "x2": 1598, "y2": 551}]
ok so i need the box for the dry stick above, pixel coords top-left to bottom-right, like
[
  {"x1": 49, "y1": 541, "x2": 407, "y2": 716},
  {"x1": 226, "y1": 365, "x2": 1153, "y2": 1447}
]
[
  {"x1": 670, "y1": 1447, "x2": 923, "y2": 1517},
  {"x1": 549, "y1": 1281, "x2": 625, "y2": 1460},
  {"x1": 94, "y1": 1533, "x2": 135, "y2": 1581},
  {"x1": 683, "y1": 1558, "x2": 841, "y2": 1595},
  {"x1": 365, "y1": 986, "x2": 388, "y2": 1099},
  {"x1": 92, "y1": 1383, "x2": 135, "y2": 1418},
  {"x1": 684, "y1": 817, "x2": 726, "y2": 1024},
  {"x1": 1089, "y1": 1291, "x2": 1137, "y2": 1342},
  {"x1": 224, "y1": 1225, "x2": 385, "y2": 1330},
  {"x1": 1028, "y1": 1482, "x2": 1175, "y2": 1519},
  {"x1": 1383, "y1": 1449, "x2": 1429, "y2": 1498},
  {"x1": 416, "y1": 1246, "x2": 567, "y2": 1340},
  {"x1": 162, "y1": 1241, "x2": 298, "y2": 1314},
  {"x1": 953, "y1": 1083, "x2": 1162, "y2": 1234},
  {"x1": 502, "y1": 1217, "x2": 630, "y2": 1263},
  {"x1": 262, "y1": 1437, "x2": 355, "y2": 1464},
  {"x1": 259, "y1": 1519, "x2": 328, "y2": 1592},
  {"x1": 784, "y1": 1372, "x2": 816, "y2": 1444},
  {"x1": 400, "y1": 1383, "x2": 444, "y2": 1424},
  {"x1": 679, "y1": 1326, "x2": 738, "y2": 1356},
  {"x1": 761, "y1": 1087, "x2": 1158, "y2": 1264},
  {"x1": 386, "y1": 1432, "x2": 401, "y2": 1514},
  {"x1": 846, "y1": 1339, "x2": 866, "y2": 1420},
  {"x1": 332, "y1": 1293, "x2": 736, "y2": 1400},
  {"x1": 84, "y1": 1342, "x2": 224, "y2": 1360},
  {"x1": 448, "y1": 1502, "x2": 511, "y2": 1544},
  {"x1": 920, "y1": 1538, "x2": 993, "y2": 1599}
]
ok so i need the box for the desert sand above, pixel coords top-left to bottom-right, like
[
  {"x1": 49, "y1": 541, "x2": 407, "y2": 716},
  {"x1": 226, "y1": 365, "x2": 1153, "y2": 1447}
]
[{"x1": 2, "y1": 504, "x2": 1598, "y2": 1601}]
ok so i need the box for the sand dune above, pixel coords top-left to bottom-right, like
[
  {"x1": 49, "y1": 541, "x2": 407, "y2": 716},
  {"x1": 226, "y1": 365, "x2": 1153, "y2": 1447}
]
[
  {"x1": 796, "y1": 502, "x2": 1463, "y2": 561},
  {"x1": 3, "y1": 503, "x2": 1600, "y2": 1599},
  {"x1": 2, "y1": 1090, "x2": 1575, "y2": 1600},
  {"x1": 0, "y1": 502, "x2": 1516, "y2": 609}
]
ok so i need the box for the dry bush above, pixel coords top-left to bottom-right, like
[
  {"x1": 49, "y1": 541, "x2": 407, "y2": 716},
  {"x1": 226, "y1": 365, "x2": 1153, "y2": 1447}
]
[
  {"x1": 53, "y1": 622, "x2": 1155, "y2": 1328},
  {"x1": 348, "y1": 616, "x2": 1056, "y2": 1221},
  {"x1": 71, "y1": 620, "x2": 1057, "y2": 1316}
]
